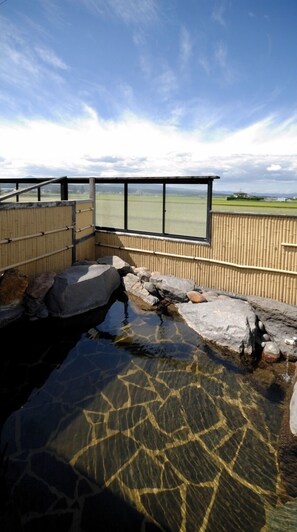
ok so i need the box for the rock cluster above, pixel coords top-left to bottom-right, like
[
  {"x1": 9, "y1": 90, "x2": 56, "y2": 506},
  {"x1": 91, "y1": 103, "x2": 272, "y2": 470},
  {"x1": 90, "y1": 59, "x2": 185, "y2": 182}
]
[
  {"x1": 119, "y1": 261, "x2": 297, "y2": 369},
  {"x1": 0, "y1": 256, "x2": 296, "y2": 369},
  {"x1": 1, "y1": 255, "x2": 297, "y2": 473}
]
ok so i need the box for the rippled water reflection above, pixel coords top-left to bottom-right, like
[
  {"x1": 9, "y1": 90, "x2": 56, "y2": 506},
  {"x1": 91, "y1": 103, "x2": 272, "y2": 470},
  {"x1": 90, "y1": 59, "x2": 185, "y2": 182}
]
[{"x1": 0, "y1": 297, "x2": 287, "y2": 531}]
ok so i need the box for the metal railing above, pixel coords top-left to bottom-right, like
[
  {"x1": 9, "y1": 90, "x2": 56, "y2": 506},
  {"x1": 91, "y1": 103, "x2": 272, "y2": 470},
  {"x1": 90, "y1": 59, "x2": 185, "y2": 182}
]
[
  {"x1": 0, "y1": 176, "x2": 73, "y2": 202},
  {"x1": 0, "y1": 175, "x2": 219, "y2": 243}
]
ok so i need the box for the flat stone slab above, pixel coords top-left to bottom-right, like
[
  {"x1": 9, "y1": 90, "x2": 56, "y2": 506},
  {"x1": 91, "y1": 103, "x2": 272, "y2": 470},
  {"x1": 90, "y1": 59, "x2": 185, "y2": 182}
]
[
  {"x1": 176, "y1": 298, "x2": 257, "y2": 362},
  {"x1": 150, "y1": 274, "x2": 195, "y2": 302},
  {"x1": 45, "y1": 264, "x2": 121, "y2": 318}
]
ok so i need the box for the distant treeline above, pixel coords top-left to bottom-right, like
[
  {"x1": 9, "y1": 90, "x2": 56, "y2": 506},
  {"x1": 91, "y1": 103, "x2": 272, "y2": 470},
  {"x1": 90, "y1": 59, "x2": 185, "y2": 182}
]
[{"x1": 227, "y1": 192, "x2": 264, "y2": 201}]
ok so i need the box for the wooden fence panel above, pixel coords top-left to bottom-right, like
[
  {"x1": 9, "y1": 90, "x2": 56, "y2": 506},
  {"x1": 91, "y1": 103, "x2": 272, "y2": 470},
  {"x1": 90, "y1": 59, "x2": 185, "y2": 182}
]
[
  {"x1": 1, "y1": 202, "x2": 296, "y2": 304},
  {"x1": 95, "y1": 212, "x2": 297, "y2": 305},
  {"x1": 75, "y1": 200, "x2": 96, "y2": 262},
  {"x1": 0, "y1": 202, "x2": 74, "y2": 277}
]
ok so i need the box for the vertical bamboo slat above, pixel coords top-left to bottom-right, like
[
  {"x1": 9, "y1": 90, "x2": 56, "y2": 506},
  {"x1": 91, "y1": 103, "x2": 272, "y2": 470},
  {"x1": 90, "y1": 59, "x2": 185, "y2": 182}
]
[
  {"x1": 1, "y1": 202, "x2": 296, "y2": 304},
  {"x1": 95, "y1": 212, "x2": 297, "y2": 305}
]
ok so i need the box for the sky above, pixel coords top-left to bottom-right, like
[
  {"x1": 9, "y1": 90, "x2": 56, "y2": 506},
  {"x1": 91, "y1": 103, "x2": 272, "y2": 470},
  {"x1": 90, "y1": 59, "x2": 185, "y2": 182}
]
[{"x1": 0, "y1": 0, "x2": 297, "y2": 194}]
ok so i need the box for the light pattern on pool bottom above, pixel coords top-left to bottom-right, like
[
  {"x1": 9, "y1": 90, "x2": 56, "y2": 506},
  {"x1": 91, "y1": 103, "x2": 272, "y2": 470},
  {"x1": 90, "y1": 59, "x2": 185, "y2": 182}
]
[{"x1": 1, "y1": 299, "x2": 284, "y2": 531}]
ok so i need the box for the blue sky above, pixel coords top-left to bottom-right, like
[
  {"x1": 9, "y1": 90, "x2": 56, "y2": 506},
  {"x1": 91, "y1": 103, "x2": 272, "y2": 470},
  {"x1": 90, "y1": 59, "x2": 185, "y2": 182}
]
[{"x1": 0, "y1": 0, "x2": 297, "y2": 193}]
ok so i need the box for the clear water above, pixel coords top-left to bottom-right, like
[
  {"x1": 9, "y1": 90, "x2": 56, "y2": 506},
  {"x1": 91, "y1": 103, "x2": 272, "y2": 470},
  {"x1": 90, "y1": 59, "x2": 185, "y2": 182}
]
[{"x1": 0, "y1": 296, "x2": 291, "y2": 531}]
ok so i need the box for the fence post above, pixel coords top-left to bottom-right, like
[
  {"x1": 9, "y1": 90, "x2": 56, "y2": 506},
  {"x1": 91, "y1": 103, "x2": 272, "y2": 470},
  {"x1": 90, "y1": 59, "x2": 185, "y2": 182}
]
[
  {"x1": 89, "y1": 177, "x2": 96, "y2": 227},
  {"x1": 60, "y1": 177, "x2": 68, "y2": 200}
]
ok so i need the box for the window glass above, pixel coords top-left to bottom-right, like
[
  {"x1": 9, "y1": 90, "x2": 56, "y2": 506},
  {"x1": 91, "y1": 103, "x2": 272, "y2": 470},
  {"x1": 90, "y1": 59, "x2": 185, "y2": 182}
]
[
  {"x1": 96, "y1": 184, "x2": 124, "y2": 228},
  {"x1": 68, "y1": 183, "x2": 89, "y2": 200},
  {"x1": 128, "y1": 184, "x2": 163, "y2": 233},
  {"x1": 165, "y1": 184, "x2": 208, "y2": 238},
  {"x1": 39, "y1": 183, "x2": 61, "y2": 201}
]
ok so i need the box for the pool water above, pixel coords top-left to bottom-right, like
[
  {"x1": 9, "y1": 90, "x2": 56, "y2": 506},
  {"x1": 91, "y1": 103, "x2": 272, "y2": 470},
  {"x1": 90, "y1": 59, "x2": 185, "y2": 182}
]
[{"x1": 0, "y1": 294, "x2": 290, "y2": 531}]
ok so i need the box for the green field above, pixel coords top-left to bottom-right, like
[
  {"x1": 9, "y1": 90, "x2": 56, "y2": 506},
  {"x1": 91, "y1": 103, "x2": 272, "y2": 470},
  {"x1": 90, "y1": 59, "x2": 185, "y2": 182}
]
[
  {"x1": 212, "y1": 197, "x2": 297, "y2": 215},
  {"x1": 96, "y1": 194, "x2": 208, "y2": 237},
  {"x1": 3, "y1": 191, "x2": 297, "y2": 217}
]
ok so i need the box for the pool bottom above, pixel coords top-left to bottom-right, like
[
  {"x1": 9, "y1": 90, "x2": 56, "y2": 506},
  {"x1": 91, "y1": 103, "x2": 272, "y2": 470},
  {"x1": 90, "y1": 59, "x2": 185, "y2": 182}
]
[{"x1": 0, "y1": 297, "x2": 292, "y2": 531}]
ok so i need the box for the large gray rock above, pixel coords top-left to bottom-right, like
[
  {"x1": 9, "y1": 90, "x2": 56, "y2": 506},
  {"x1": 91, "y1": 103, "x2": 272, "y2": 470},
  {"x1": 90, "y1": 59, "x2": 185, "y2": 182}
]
[
  {"x1": 176, "y1": 297, "x2": 258, "y2": 366},
  {"x1": 290, "y1": 380, "x2": 297, "y2": 435},
  {"x1": 97, "y1": 255, "x2": 133, "y2": 276},
  {"x1": 45, "y1": 264, "x2": 121, "y2": 318},
  {"x1": 150, "y1": 274, "x2": 195, "y2": 302},
  {"x1": 123, "y1": 273, "x2": 159, "y2": 309},
  {"x1": 247, "y1": 296, "x2": 297, "y2": 361}
]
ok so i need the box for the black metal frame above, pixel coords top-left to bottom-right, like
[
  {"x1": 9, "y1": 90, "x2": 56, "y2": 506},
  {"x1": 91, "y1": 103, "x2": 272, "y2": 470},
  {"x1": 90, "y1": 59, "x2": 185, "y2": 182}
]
[{"x1": 0, "y1": 175, "x2": 220, "y2": 242}]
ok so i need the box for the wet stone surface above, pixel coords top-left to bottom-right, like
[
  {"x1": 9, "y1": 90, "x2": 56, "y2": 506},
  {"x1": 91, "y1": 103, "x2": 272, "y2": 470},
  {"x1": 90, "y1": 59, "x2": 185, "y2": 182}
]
[{"x1": 0, "y1": 297, "x2": 292, "y2": 531}]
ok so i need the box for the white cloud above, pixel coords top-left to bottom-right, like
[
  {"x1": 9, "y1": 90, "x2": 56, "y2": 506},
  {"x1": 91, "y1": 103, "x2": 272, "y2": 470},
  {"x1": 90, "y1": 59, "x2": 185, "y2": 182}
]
[
  {"x1": 80, "y1": 0, "x2": 159, "y2": 25},
  {"x1": 154, "y1": 66, "x2": 178, "y2": 100},
  {"x1": 0, "y1": 107, "x2": 296, "y2": 193},
  {"x1": 179, "y1": 26, "x2": 192, "y2": 67},
  {"x1": 212, "y1": 1, "x2": 227, "y2": 26},
  {"x1": 198, "y1": 55, "x2": 211, "y2": 75},
  {"x1": 214, "y1": 42, "x2": 227, "y2": 69},
  {"x1": 35, "y1": 46, "x2": 68, "y2": 70},
  {"x1": 267, "y1": 164, "x2": 282, "y2": 172},
  {"x1": 0, "y1": 15, "x2": 68, "y2": 93}
]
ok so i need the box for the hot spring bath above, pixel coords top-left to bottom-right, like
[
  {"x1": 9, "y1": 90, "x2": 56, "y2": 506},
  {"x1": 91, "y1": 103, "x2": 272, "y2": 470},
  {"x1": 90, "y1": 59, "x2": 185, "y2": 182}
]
[{"x1": 0, "y1": 295, "x2": 292, "y2": 531}]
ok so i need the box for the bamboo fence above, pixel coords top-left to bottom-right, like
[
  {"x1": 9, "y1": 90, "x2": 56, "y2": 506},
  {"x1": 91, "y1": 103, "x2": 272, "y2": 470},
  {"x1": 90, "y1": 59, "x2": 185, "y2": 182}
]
[
  {"x1": 0, "y1": 200, "x2": 95, "y2": 278},
  {"x1": 95, "y1": 212, "x2": 297, "y2": 305},
  {"x1": 0, "y1": 201, "x2": 296, "y2": 304}
]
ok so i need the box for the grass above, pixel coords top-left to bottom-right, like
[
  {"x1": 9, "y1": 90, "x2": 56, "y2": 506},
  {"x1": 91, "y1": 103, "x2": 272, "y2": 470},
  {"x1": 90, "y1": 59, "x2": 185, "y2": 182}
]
[
  {"x1": 3, "y1": 191, "x2": 297, "y2": 216},
  {"x1": 212, "y1": 197, "x2": 297, "y2": 215}
]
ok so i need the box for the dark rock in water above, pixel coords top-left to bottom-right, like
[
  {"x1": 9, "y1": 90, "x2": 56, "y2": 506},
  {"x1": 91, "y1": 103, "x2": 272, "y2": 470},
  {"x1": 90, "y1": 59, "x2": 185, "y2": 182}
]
[
  {"x1": 247, "y1": 295, "x2": 297, "y2": 362},
  {"x1": 0, "y1": 268, "x2": 28, "y2": 308},
  {"x1": 26, "y1": 272, "x2": 56, "y2": 299},
  {"x1": 278, "y1": 402, "x2": 297, "y2": 499},
  {"x1": 0, "y1": 305, "x2": 24, "y2": 328},
  {"x1": 261, "y1": 341, "x2": 281, "y2": 363},
  {"x1": 45, "y1": 263, "x2": 121, "y2": 318}
]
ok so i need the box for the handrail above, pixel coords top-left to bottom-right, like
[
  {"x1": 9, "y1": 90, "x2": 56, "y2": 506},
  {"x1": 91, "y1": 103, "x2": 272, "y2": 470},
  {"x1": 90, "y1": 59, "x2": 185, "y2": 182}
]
[
  {"x1": 0, "y1": 225, "x2": 74, "y2": 245},
  {"x1": 0, "y1": 176, "x2": 67, "y2": 202},
  {"x1": 0, "y1": 245, "x2": 74, "y2": 273},
  {"x1": 96, "y1": 241, "x2": 297, "y2": 276}
]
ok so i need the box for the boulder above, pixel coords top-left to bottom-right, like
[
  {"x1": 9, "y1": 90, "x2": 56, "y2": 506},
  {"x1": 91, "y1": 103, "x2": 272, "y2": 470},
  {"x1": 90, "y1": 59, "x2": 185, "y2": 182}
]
[
  {"x1": 45, "y1": 263, "x2": 121, "y2": 318},
  {"x1": 176, "y1": 297, "x2": 258, "y2": 367},
  {"x1": 24, "y1": 271, "x2": 57, "y2": 319},
  {"x1": 0, "y1": 268, "x2": 28, "y2": 308},
  {"x1": 26, "y1": 272, "x2": 56, "y2": 299},
  {"x1": 150, "y1": 274, "x2": 195, "y2": 303},
  {"x1": 123, "y1": 273, "x2": 159, "y2": 310},
  {"x1": 290, "y1": 366, "x2": 297, "y2": 436},
  {"x1": 247, "y1": 295, "x2": 297, "y2": 361},
  {"x1": 97, "y1": 255, "x2": 133, "y2": 276},
  {"x1": 0, "y1": 268, "x2": 28, "y2": 326},
  {"x1": 187, "y1": 291, "x2": 207, "y2": 304},
  {"x1": 261, "y1": 341, "x2": 281, "y2": 363}
]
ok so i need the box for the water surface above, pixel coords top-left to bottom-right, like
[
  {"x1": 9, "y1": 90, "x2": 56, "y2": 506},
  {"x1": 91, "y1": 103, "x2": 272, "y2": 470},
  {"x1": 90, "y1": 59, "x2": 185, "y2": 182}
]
[{"x1": 0, "y1": 296, "x2": 288, "y2": 531}]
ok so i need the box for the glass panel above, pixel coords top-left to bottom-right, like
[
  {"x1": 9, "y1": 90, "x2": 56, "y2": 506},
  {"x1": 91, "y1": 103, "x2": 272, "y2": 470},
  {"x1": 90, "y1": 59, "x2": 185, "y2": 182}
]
[
  {"x1": 39, "y1": 183, "x2": 61, "y2": 201},
  {"x1": 165, "y1": 184, "x2": 208, "y2": 238},
  {"x1": 13, "y1": 183, "x2": 38, "y2": 202},
  {"x1": 0, "y1": 183, "x2": 17, "y2": 202},
  {"x1": 68, "y1": 183, "x2": 89, "y2": 200},
  {"x1": 128, "y1": 184, "x2": 163, "y2": 233},
  {"x1": 96, "y1": 183, "x2": 124, "y2": 228}
]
